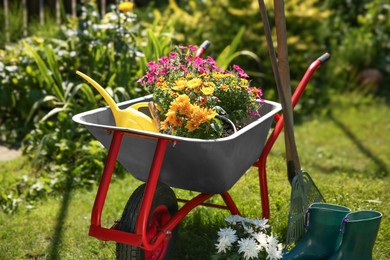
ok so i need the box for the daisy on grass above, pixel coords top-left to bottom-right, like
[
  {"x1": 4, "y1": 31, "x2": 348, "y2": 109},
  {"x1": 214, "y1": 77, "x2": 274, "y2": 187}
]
[
  {"x1": 238, "y1": 237, "x2": 260, "y2": 259},
  {"x1": 265, "y1": 234, "x2": 283, "y2": 260},
  {"x1": 253, "y1": 231, "x2": 268, "y2": 250},
  {"x1": 214, "y1": 215, "x2": 283, "y2": 259},
  {"x1": 251, "y1": 218, "x2": 270, "y2": 230},
  {"x1": 225, "y1": 215, "x2": 243, "y2": 225},
  {"x1": 266, "y1": 242, "x2": 283, "y2": 260},
  {"x1": 215, "y1": 227, "x2": 238, "y2": 253}
]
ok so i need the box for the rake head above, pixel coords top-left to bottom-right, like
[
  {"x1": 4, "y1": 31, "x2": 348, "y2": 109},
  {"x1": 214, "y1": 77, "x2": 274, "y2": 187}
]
[{"x1": 285, "y1": 171, "x2": 325, "y2": 247}]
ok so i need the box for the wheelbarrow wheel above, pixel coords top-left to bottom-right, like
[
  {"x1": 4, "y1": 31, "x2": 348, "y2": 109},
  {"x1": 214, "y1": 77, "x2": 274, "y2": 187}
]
[{"x1": 116, "y1": 183, "x2": 178, "y2": 260}]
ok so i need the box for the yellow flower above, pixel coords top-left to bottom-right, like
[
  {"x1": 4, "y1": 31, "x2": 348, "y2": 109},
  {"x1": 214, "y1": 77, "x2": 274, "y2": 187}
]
[
  {"x1": 187, "y1": 78, "x2": 203, "y2": 89},
  {"x1": 118, "y1": 1, "x2": 134, "y2": 13},
  {"x1": 220, "y1": 84, "x2": 229, "y2": 91},
  {"x1": 156, "y1": 81, "x2": 169, "y2": 91},
  {"x1": 240, "y1": 78, "x2": 248, "y2": 85},
  {"x1": 172, "y1": 78, "x2": 187, "y2": 91},
  {"x1": 212, "y1": 73, "x2": 235, "y2": 80},
  {"x1": 199, "y1": 73, "x2": 210, "y2": 80},
  {"x1": 201, "y1": 85, "x2": 214, "y2": 96},
  {"x1": 211, "y1": 72, "x2": 225, "y2": 80},
  {"x1": 224, "y1": 73, "x2": 235, "y2": 78}
]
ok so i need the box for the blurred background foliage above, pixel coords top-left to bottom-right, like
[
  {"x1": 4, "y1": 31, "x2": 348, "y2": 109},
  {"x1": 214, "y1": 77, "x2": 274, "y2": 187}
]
[{"x1": 0, "y1": 0, "x2": 389, "y2": 212}]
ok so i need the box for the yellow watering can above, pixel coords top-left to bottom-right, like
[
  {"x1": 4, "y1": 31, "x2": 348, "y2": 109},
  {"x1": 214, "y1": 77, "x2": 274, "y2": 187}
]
[{"x1": 76, "y1": 71, "x2": 158, "y2": 133}]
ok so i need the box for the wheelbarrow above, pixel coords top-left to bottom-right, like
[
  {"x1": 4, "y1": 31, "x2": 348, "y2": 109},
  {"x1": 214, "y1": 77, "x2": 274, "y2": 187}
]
[{"x1": 72, "y1": 53, "x2": 329, "y2": 259}]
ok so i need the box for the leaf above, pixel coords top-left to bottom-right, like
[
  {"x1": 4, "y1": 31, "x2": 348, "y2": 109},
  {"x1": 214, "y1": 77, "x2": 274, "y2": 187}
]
[
  {"x1": 40, "y1": 107, "x2": 67, "y2": 122},
  {"x1": 23, "y1": 41, "x2": 65, "y2": 103},
  {"x1": 215, "y1": 26, "x2": 261, "y2": 70}
]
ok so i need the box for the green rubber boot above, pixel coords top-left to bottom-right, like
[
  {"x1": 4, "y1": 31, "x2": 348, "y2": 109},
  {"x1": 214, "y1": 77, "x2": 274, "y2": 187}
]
[
  {"x1": 283, "y1": 203, "x2": 350, "y2": 260},
  {"x1": 329, "y1": 210, "x2": 382, "y2": 260}
]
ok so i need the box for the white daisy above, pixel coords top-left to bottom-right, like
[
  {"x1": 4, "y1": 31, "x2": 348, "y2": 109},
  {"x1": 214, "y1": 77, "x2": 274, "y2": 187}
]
[
  {"x1": 251, "y1": 218, "x2": 270, "y2": 230},
  {"x1": 237, "y1": 237, "x2": 259, "y2": 260},
  {"x1": 266, "y1": 234, "x2": 280, "y2": 248},
  {"x1": 225, "y1": 215, "x2": 243, "y2": 225},
  {"x1": 253, "y1": 232, "x2": 268, "y2": 250},
  {"x1": 215, "y1": 236, "x2": 231, "y2": 253},
  {"x1": 266, "y1": 242, "x2": 283, "y2": 260}
]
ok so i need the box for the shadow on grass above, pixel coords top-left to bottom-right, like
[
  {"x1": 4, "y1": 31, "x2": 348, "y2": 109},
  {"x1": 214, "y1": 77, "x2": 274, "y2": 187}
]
[
  {"x1": 48, "y1": 175, "x2": 74, "y2": 259},
  {"x1": 172, "y1": 209, "x2": 223, "y2": 259},
  {"x1": 328, "y1": 113, "x2": 388, "y2": 178}
]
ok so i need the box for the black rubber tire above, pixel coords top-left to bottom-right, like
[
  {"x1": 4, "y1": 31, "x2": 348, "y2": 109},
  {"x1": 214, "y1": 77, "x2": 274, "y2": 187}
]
[{"x1": 116, "y1": 183, "x2": 178, "y2": 260}]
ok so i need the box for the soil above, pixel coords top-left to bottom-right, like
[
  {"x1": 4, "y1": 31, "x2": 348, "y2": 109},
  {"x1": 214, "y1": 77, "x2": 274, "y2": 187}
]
[{"x1": 0, "y1": 145, "x2": 21, "y2": 161}]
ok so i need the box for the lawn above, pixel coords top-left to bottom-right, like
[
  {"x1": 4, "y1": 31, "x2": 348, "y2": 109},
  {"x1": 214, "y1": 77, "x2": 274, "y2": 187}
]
[{"x1": 0, "y1": 94, "x2": 389, "y2": 259}]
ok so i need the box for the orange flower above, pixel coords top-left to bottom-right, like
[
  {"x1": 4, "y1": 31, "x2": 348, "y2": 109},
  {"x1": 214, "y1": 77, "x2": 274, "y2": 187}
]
[
  {"x1": 170, "y1": 94, "x2": 192, "y2": 115},
  {"x1": 186, "y1": 105, "x2": 216, "y2": 132}
]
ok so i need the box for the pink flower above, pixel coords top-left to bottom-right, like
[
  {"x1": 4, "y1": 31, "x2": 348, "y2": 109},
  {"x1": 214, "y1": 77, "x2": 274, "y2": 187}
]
[
  {"x1": 194, "y1": 57, "x2": 205, "y2": 67},
  {"x1": 147, "y1": 61, "x2": 159, "y2": 71},
  {"x1": 188, "y1": 45, "x2": 197, "y2": 52},
  {"x1": 158, "y1": 56, "x2": 170, "y2": 65},
  {"x1": 169, "y1": 52, "x2": 178, "y2": 59},
  {"x1": 233, "y1": 64, "x2": 249, "y2": 78}
]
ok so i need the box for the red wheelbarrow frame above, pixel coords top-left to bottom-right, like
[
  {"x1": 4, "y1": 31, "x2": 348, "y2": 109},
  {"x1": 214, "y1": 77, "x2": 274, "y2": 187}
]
[{"x1": 87, "y1": 53, "x2": 330, "y2": 253}]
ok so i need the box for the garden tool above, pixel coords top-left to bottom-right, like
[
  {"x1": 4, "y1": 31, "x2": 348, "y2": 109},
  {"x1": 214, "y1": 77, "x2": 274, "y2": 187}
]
[
  {"x1": 329, "y1": 210, "x2": 382, "y2": 260},
  {"x1": 283, "y1": 203, "x2": 350, "y2": 259},
  {"x1": 76, "y1": 71, "x2": 158, "y2": 132},
  {"x1": 257, "y1": 0, "x2": 325, "y2": 247}
]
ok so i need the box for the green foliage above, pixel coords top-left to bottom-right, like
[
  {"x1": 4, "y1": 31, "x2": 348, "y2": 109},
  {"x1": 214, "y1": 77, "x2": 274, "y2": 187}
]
[
  {"x1": 0, "y1": 2, "x2": 24, "y2": 47},
  {"x1": 322, "y1": 0, "x2": 390, "y2": 94},
  {"x1": 0, "y1": 1, "x2": 175, "y2": 211},
  {"x1": 159, "y1": 0, "x2": 332, "y2": 117}
]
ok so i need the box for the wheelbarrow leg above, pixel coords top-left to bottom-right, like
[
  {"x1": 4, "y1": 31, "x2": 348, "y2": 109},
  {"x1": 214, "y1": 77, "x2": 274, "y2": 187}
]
[
  {"x1": 220, "y1": 192, "x2": 241, "y2": 215},
  {"x1": 91, "y1": 131, "x2": 124, "y2": 228},
  {"x1": 256, "y1": 114, "x2": 284, "y2": 219}
]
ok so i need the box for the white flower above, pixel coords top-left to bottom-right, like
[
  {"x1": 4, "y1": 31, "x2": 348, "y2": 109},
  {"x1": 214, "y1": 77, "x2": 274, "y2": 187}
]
[
  {"x1": 253, "y1": 232, "x2": 268, "y2": 250},
  {"x1": 215, "y1": 236, "x2": 231, "y2": 253},
  {"x1": 266, "y1": 242, "x2": 283, "y2": 260},
  {"x1": 251, "y1": 218, "x2": 270, "y2": 230},
  {"x1": 237, "y1": 237, "x2": 259, "y2": 259},
  {"x1": 217, "y1": 227, "x2": 237, "y2": 241},
  {"x1": 215, "y1": 227, "x2": 237, "y2": 253},
  {"x1": 243, "y1": 224, "x2": 254, "y2": 234},
  {"x1": 225, "y1": 215, "x2": 243, "y2": 225},
  {"x1": 215, "y1": 216, "x2": 283, "y2": 260},
  {"x1": 266, "y1": 234, "x2": 280, "y2": 248}
]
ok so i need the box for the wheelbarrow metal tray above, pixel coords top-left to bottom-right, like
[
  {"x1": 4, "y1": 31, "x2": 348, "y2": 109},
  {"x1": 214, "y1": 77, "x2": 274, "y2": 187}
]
[{"x1": 73, "y1": 95, "x2": 281, "y2": 194}]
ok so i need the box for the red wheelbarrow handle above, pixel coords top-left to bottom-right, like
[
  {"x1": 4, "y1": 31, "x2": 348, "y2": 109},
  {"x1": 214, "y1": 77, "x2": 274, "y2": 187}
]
[
  {"x1": 292, "y1": 53, "x2": 330, "y2": 108},
  {"x1": 256, "y1": 53, "x2": 331, "y2": 219}
]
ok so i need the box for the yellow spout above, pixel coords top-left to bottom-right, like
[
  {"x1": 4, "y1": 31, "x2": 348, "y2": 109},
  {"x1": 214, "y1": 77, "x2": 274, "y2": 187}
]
[{"x1": 76, "y1": 71, "x2": 158, "y2": 132}]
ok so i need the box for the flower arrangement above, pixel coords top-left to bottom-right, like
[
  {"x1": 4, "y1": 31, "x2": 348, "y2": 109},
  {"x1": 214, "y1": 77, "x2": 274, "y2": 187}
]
[
  {"x1": 137, "y1": 45, "x2": 264, "y2": 139},
  {"x1": 214, "y1": 215, "x2": 283, "y2": 260}
]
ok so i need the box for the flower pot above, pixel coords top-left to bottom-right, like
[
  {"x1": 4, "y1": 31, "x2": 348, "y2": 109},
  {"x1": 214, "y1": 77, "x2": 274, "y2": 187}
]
[{"x1": 73, "y1": 94, "x2": 281, "y2": 194}]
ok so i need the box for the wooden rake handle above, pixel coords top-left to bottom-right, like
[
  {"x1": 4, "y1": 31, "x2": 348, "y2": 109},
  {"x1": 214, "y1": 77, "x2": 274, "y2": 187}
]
[{"x1": 257, "y1": 0, "x2": 301, "y2": 183}]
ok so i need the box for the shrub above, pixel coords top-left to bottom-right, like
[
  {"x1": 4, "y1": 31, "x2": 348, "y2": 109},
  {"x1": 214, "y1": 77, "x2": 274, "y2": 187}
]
[{"x1": 0, "y1": 1, "x2": 176, "y2": 212}]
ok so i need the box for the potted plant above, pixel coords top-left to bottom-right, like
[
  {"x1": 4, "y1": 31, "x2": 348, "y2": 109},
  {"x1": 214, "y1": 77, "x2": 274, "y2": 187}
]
[{"x1": 137, "y1": 45, "x2": 264, "y2": 139}]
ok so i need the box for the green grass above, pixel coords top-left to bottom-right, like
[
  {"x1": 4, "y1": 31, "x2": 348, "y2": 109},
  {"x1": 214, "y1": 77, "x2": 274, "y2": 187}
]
[{"x1": 0, "y1": 94, "x2": 389, "y2": 259}]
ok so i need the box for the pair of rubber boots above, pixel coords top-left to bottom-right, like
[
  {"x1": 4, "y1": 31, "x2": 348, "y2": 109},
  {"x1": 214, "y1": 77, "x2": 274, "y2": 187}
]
[{"x1": 283, "y1": 203, "x2": 382, "y2": 260}]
